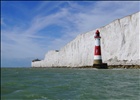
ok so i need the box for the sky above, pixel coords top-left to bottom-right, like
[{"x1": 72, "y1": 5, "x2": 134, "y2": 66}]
[{"x1": 1, "y1": 1, "x2": 140, "y2": 67}]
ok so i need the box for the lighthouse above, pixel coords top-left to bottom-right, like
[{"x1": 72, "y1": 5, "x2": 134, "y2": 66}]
[{"x1": 93, "y1": 30, "x2": 108, "y2": 69}]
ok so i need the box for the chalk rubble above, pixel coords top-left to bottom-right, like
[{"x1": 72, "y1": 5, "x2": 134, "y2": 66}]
[{"x1": 32, "y1": 12, "x2": 140, "y2": 67}]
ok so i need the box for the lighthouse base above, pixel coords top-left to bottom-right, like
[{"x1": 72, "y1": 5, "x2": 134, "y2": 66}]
[{"x1": 93, "y1": 63, "x2": 108, "y2": 69}]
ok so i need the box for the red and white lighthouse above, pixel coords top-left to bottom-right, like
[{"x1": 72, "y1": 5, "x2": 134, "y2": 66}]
[
  {"x1": 94, "y1": 30, "x2": 102, "y2": 64},
  {"x1": 93, "y1": 30, "x2": 107, "y2": 68}
]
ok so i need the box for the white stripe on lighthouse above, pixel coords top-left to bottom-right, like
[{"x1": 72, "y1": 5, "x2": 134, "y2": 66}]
[
  {"x1": 95, "y1": 38, "x2": 100, "y2": 46},
  {"x1": 94, "y1": 55, "x2": 102, "y2": 60}
]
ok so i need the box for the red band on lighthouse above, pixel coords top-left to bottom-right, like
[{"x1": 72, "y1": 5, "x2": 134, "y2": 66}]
[{"x1": 94, "y1": 46, "x2": 101, "y2": 55}]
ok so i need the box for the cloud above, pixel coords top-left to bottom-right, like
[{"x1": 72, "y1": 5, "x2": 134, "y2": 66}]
[
  {"x1": 35, "y1": 1, "x2": 65, "y2": 15},
  {"x1": 1, "y1": 7, "x2": 69, "y2": 59}
]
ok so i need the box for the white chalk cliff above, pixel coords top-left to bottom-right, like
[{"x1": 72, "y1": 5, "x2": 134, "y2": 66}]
[{"x1": 32, "y1": 12, "x2": 140, "y2": 67}]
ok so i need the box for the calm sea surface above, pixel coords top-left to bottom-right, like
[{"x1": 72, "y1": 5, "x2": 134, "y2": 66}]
[{"x1": 1, "y1": 68, "x2": 140, "y2": 100}]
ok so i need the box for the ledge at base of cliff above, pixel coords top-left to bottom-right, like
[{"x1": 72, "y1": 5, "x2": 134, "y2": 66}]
[{"x1": 32, "y1": 65, "x2": 140, "y2": 69}]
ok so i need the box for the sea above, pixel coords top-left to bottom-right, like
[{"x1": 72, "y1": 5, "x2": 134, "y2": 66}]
[{"x1": 1, "y1": 68, "x2": 140, "y2": 100}]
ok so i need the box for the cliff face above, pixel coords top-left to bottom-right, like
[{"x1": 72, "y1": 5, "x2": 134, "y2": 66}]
[{"x1": 32, "y1": 12, "x2": 140, "y2": 67}]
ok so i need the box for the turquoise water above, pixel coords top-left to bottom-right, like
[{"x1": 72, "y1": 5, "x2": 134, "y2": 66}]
[{"x1": 1, "y1": 68, "x2": 140, "y2": 100}]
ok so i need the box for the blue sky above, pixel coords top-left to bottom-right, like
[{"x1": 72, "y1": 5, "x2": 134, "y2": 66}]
[{"x1": 1, "y1": 1, "x2": 140, "y2": 67}]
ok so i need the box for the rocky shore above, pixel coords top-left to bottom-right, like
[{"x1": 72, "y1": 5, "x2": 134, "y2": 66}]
[
  {"x1": 32, "y1": 65, "x2": 140, "y2": 69},
  {"x1": 108, "y1": 65, "x2": 140, "y2": 69}
]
